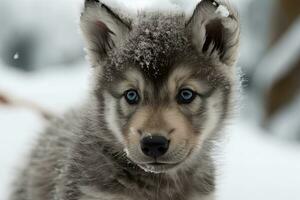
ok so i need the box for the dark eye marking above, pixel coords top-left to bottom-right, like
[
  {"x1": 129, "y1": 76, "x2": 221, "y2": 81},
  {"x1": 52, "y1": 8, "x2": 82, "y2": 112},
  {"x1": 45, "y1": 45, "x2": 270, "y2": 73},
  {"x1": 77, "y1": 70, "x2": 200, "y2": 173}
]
[{"x1": 124, "y1": 89, "x2": 140, "y2": 105}]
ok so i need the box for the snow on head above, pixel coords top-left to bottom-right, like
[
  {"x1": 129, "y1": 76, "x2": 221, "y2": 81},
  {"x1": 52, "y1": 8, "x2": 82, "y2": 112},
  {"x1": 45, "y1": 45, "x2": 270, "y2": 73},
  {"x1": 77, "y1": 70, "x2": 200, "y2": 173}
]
[
  {"x1": 101, "y1": 0, "x2": 201, "y2": 16},
  {"x1": 215, "y1": 4, "x2": 230, "y2": 17},
  {"x1": 104, "y1": 13, "x2": 189, "y2": 81}
]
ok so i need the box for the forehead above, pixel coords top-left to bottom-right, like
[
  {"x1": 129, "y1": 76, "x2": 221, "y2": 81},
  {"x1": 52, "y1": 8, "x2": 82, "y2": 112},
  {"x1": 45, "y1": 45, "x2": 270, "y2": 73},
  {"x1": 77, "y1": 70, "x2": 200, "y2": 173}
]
[
  {"x1": 130, "y1": 14, "x2": 188, "y2": 72},
  {"x1": 103, "y1": 13, "x2": 227, "y2": 89},
  {"x1": 106, "y1": 13, "x2": 192, "y2": 79}
]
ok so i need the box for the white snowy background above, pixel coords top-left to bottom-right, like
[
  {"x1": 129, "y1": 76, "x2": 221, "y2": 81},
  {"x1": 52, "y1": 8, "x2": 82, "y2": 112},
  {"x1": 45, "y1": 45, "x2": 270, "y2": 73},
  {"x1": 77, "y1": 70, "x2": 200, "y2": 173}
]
[{"x1": 1, "y1": 0, "x2": 300, "y2": 200}]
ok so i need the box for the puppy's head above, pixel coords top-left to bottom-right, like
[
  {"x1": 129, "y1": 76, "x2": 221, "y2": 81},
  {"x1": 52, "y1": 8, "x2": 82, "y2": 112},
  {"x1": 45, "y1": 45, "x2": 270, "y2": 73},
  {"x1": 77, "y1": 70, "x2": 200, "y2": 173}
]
[{"x1": 80, "y1": 0, "x2": 240, "y2": 173}]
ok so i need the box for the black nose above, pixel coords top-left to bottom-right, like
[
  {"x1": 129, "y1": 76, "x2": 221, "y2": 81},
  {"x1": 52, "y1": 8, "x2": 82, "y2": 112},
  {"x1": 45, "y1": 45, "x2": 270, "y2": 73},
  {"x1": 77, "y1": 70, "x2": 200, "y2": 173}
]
[{"x1": 141, "y1": 136, "x2": 169, "y2": 158}]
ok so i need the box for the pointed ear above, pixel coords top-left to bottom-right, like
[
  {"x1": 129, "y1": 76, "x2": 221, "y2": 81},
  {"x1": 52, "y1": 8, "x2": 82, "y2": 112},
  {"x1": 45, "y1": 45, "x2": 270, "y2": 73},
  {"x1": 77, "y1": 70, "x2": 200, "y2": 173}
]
[
  {"x1": 187, "y1": 0, "x2": 240, "y2": 66},
  {"x1": 80, "y1": 0, "x2": 131, "y2": 66}
]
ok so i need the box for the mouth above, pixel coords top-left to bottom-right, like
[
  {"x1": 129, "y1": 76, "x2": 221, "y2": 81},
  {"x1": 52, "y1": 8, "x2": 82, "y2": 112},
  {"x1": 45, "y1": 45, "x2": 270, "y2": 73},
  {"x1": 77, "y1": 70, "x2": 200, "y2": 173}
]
[
  {"x1": 138, "y1": 162, "x2": 181, "y2": 173},
  {"x1": 131, "y1": 148, "x2": 194, "y2": 174}
]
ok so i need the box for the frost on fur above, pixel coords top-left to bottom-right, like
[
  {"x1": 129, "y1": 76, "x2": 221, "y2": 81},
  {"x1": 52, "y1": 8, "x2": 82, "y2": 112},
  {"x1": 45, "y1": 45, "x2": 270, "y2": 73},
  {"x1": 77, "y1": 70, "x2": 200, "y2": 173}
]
[
  {"x1": 188, "y1": 0, "x2": 240, "y2": 66},
  {"x1": 81, "y1": 0, "x2": 240, "y2": 69},
  {"x1": 80, "y1": 0, "x2": 131, "y2": 67}
]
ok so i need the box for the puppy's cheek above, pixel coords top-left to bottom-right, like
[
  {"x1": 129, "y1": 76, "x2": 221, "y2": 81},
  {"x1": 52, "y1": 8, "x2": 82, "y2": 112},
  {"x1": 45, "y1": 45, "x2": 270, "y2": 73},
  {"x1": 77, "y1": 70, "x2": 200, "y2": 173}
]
[
  {"x1": 103, "y1": 92, "x2": 124, "y2": 143},
  {"x1": 179, "y1": 97, "x2": 203, "y2": 116},
  {"x1": 186, "y1": 91, "x2": 224, "y2": 160},
  {"x1": 199, "y1": 90, "x2": 224, "y2": 142},
  {"x1": 182, "y1": 91, "x2": 225, "y2": 166}
]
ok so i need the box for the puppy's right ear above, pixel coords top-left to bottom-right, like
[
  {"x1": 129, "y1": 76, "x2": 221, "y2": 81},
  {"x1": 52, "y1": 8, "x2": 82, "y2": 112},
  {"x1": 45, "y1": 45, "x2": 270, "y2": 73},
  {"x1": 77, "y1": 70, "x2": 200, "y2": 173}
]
[{"x1": 80, "y1": 0, "x2": 131, "y2": 66}]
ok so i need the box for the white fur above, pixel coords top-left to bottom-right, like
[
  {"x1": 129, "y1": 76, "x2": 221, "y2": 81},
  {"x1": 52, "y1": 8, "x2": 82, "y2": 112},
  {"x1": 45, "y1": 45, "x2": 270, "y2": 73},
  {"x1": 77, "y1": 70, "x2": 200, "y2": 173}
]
[
  {"x1": 103, "y1": 92, "x2": 124, "y2": 143},
  {"x1": 201, "y1": 90, "x2": 223, "y2": 142},
  {"x1": 181, "y1": 90, "x2": 224, "y2": 170},
  {"x1": 215, "y1": 5, "x2": 229, "y2": 17}
]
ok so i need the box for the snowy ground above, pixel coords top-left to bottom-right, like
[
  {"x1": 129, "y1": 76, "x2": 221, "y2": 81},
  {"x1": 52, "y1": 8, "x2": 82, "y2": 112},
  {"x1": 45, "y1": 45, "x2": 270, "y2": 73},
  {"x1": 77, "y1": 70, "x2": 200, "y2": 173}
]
[
  {"x1": 1, "y1": 64, "x2": 300, "y2": 200},
  {"x1": 0, "y1": 63, "x2": 89, "y2": 199}
]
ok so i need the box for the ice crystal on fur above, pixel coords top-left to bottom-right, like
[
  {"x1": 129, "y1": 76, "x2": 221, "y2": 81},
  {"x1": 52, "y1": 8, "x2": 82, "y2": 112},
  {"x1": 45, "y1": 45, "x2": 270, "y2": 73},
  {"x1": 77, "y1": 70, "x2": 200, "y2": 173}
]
[
  {"x1": 108, "y1": 13, "x2": 188, "y2": 78},
  {"x1": 215, "y1": 5, "x2": 230, "y2": 17},
  {"x1": 13, "y1": 53, "x2": 19, "y2": 60}
]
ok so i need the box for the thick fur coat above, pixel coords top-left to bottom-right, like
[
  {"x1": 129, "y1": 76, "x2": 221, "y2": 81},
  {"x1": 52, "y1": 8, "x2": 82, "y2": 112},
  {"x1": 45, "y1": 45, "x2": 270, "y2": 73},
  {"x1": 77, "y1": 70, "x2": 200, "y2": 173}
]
[{"x1": 10, "y1": 1, "x2": 240, "y2": 200}]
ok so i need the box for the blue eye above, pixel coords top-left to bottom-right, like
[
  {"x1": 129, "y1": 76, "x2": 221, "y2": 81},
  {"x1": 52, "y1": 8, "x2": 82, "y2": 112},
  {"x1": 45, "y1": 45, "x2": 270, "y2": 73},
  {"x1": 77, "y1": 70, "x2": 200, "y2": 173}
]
[
  {"x1": 177, "y1": 89, "x2": 196, "y2": 104},
  {"x1": 124, "y1": 89, "x2": 140, "y2": 105}
]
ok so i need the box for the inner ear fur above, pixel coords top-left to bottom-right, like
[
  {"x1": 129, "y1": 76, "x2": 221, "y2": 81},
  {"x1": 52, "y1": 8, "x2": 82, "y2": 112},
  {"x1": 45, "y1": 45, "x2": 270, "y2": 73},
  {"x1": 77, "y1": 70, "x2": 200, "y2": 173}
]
[
  {"x1": 80, "y1": 0, "x2": 131, "y2": 66},
  {"x1": 187, "y1": 0, "x2": 240, "y2": 66}
]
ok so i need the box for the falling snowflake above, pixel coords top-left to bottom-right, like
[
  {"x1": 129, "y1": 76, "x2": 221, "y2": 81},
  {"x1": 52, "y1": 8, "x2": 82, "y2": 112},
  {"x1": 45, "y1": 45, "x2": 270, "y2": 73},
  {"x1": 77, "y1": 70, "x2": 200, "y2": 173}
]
[{"x1": 13, "y1": 53, "x2": 19, "y2": 60}]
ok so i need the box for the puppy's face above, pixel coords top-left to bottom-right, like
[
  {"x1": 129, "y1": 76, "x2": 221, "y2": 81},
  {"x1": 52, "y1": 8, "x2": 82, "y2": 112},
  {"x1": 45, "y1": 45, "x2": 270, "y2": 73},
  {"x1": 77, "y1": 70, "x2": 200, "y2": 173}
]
[
  {"x1": 81, "y1": 0, "x2": 240, "y2": 173},
  {"x1": 104, "y1": 65, "x2": 230, "y2": 173}
]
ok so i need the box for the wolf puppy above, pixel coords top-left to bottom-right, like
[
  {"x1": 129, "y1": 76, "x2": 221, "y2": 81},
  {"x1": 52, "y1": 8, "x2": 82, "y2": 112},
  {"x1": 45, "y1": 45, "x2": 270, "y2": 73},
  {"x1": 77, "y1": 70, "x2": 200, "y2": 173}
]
[{"x1": 11, "y1": 0, "x2": 240, "y2": 200}]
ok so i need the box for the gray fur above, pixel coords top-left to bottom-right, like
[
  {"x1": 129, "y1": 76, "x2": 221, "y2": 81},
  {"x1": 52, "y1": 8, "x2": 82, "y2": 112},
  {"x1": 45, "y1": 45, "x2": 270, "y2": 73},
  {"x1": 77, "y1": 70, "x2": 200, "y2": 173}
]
[{"x1": 10, "y1": 1, "x2": 240, "y2": 200}]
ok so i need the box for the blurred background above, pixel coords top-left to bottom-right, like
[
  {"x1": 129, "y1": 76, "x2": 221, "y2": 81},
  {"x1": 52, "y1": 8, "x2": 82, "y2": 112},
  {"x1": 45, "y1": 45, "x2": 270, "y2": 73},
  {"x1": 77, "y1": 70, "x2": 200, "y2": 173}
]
[{"x1": 0, "y1": 0, "x2": 299, "y2": 200}]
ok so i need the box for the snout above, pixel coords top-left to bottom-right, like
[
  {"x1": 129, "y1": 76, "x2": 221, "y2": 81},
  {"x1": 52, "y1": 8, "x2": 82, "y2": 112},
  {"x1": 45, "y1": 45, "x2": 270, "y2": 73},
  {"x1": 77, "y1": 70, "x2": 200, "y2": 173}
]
[{"x1": 140, "y1": 135, "x2": 169, "y2": 158}]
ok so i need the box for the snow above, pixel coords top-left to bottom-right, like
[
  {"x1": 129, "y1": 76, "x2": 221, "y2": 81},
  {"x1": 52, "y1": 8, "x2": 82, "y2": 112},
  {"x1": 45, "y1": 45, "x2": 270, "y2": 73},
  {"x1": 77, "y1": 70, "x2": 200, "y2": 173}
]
[
  {"x1": 0, "y1": 62, "x2": 89, "y2": 199},
  {"x1": 101, "y1": 0, "x2": 201, "y2": 15},
  {"x1": 217, "y1": 121, "x2": 300, "y2": 200},
  {"x1": 0, "y1": 107, "x2": 45, "y2": 199},
  {"x1": 215, "y1": 5, "x2": 230, "y2": 18},
  {"x1": 13, "y1": 53, "x2": 19, "y2": 60},
  {"x1": 0, "y1": 61, "x2": 89, "y2": 113}
]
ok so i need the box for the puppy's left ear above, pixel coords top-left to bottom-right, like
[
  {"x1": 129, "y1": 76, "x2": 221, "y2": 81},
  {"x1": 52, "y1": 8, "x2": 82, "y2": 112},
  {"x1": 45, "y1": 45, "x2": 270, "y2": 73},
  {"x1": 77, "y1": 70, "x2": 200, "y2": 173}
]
[
  {"x1": 187, "y1": 0, "x2": 240, "y2": 66},
  {"x1": 80, "y1": 0, "x2": 131, "y2": 66}
]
